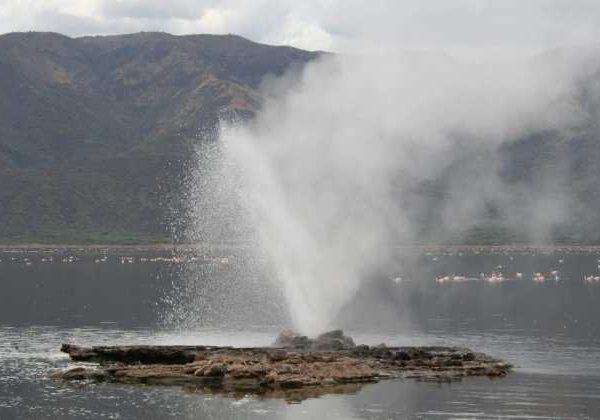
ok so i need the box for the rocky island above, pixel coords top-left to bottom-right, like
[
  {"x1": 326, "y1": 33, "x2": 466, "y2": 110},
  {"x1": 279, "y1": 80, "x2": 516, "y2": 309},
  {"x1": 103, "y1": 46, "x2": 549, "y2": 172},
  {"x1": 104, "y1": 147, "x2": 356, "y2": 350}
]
[{"x1": 53, "y1": 330, "x2": 512, "y2": 402}]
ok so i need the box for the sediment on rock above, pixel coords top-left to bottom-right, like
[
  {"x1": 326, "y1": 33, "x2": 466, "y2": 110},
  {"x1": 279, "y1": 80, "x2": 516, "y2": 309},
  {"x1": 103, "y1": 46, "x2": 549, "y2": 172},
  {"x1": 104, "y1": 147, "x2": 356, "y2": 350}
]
[{"x1": 53, "y1": 330, "x2": 512, "y2": 402}]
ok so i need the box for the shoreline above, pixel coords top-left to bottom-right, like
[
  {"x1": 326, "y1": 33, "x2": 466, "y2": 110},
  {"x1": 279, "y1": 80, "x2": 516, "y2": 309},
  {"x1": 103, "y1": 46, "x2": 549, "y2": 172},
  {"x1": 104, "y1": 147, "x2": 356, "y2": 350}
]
[{"x1": 3, "y1": 243, "x2": 600, "y2": 253}]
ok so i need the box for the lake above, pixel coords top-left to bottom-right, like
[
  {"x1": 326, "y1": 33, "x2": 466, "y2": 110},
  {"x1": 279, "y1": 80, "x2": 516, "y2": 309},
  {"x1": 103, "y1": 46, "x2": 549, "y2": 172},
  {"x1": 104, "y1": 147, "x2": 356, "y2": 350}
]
[{"x1": 2, "y1": 246, "x2": 600, "y2": 419}]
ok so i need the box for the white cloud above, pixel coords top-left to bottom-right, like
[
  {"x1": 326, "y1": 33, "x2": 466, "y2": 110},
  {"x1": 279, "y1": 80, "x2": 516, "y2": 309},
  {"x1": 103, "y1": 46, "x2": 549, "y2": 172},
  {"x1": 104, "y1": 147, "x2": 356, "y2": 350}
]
[
  {"x1": 270, "y1": 14, "x2": 334, "y2": 51},
  {"x1": 1, "y1": 0, "x2": 600, "y2": 53}
]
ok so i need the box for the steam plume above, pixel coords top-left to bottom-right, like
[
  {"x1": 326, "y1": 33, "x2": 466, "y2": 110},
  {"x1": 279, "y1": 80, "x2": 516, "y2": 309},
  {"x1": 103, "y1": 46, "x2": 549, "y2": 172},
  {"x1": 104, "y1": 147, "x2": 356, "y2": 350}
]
[{"x1": 196, "y1": 49, "x2": 596, "y2": 334}]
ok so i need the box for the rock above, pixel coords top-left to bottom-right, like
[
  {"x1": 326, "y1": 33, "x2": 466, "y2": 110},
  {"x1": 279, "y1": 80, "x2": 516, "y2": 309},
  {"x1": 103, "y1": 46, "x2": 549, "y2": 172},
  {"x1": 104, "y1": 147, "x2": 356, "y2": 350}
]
[
  {"x1": 203, "y1": 363, "x2": 227, "y2": 377},
  {"x1": 51, "y1": 366, "x2": 110, "y2": 382},
  {"x1": 370, "y1": 346, "x2": 393, "y2": 359},
  {"x1": 273, "y1": 329, "x2": 356, "y2": 351},
  {"x1": 312, "y1": 330, "x2": 355, "y2": 350},
  {"x1": 60, "y1": 344, "x2": 197, "y2": 364},
  {"x1": 317, "y1": 330, "x2": 345, "y2": 340},
  {"x1": 273, "y1": 330, "x2": 311, "y2": 349},
  {"x1": 275, "y1": 364, "x2": 297, "y2": 374},
  {"x1": 394, "y1": 351, "x2": 411, "y2": 361},
  {"x1": 266, "y1": 349, "x2": 288, "y2": 362},
  {"x1": 53, "y1": 331, "x2": 512, "y2": 401},
  {"x1": 280, "y1": 377, "x2": 308, "y2": 388},
  {"x1": 351, "y1": 344, "x2": 370, "y2": 357}
]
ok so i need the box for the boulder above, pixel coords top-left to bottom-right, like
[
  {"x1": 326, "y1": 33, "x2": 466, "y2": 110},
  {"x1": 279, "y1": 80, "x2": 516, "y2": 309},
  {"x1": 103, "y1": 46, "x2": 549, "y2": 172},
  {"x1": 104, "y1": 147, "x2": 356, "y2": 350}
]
[
  {"x1": 273, "y1": 330, "x2": 311, "y2": 349},
  {"x1": 312, "y1": 330, "x2": 355, "y2": 350},
  {"x1": 273, "y1": 329, "x2": 356, "y2": 351}
]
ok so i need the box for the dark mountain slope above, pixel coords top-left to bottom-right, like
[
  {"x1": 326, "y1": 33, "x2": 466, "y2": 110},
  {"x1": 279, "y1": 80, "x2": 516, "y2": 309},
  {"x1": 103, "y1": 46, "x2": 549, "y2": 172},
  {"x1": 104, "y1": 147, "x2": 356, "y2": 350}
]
[{"x1": 0, "y1": 32, "x2": 318, "y2": 242}]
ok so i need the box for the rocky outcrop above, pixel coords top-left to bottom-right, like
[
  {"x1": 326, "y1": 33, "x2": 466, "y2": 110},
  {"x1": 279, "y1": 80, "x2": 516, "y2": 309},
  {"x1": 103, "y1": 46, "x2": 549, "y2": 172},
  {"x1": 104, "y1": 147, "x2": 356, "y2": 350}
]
[
  {"x1": 60, "y1": 344, "x2": 200, "y2": 364},
  {"x1": 273, "y1": 329, "x2": 355, "y2": 350},
  {"x1": 53, "y1": 330, "x2": 512, "y2": 402}
]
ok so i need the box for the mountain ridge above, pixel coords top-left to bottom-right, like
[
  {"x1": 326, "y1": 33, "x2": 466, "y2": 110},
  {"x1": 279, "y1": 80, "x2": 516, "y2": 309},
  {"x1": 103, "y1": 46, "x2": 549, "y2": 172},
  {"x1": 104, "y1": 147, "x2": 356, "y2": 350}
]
[
  {"x1": 1, "y1": 32, "x2": 600, "y2": 244},
  {"x1": 0, "y1": 31, "x2": 319, "y2": 242}
]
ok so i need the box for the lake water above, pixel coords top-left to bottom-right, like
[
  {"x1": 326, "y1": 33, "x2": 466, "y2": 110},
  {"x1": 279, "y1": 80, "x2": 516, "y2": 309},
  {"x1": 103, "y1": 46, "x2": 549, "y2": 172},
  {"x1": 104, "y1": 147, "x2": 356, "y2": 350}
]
[{"x1": 2, "y1": 247, "x2": 600, "y2": 419}]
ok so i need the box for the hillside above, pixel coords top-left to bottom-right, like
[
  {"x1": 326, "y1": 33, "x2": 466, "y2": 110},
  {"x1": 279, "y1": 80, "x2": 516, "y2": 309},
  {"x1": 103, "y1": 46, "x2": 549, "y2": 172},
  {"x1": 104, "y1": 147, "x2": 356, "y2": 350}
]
[
  {"x1": 1, "y1": 32, "x2": 600, "y2": 244},
  {"x1": 0, "y1": 32, "x2": 318, "y2": 243}
]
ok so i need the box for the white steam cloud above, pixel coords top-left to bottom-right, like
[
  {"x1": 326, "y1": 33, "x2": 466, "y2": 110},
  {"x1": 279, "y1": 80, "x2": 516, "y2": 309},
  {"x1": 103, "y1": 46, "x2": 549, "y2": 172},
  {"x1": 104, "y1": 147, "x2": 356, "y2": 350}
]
[{"x1": 217, "y1": 50, "x2": 593, "y2": 334}]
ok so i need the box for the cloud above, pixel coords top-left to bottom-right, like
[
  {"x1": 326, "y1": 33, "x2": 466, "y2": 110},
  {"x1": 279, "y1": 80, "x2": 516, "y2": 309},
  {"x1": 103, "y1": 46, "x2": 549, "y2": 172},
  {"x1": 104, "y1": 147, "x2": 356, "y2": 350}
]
[{"x1": 1, "y1": 0, "x2": 600, "y2": 53}]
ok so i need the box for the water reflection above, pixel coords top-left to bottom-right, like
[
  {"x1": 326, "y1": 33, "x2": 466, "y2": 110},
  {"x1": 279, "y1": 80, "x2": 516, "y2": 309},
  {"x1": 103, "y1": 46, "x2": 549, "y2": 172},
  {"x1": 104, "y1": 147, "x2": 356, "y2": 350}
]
[{"x1": 183, "y1": 382, "x2": 367, "y2": 404}]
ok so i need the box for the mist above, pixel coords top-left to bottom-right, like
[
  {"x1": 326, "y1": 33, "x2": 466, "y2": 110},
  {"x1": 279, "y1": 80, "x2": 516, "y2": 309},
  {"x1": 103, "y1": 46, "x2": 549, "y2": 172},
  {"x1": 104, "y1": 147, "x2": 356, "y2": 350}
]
[{"x1": 182, "y1": 47, "x2": 599, "y2": 335}]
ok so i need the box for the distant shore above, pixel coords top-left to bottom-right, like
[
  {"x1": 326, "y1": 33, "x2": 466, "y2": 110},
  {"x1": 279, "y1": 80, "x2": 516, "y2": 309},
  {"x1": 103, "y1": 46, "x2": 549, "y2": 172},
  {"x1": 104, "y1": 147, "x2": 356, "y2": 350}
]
[
  {"x1": 0, "y1": 243, "x2": 212, "y2": 254},
  {"x1": 2, "y1": 243, "x2": 600, "y2": 254}
]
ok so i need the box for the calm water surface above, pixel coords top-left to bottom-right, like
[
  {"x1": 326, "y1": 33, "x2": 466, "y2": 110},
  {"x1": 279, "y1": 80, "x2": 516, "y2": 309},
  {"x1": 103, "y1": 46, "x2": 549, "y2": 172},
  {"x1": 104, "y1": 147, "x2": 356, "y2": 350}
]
[{"x1": 1, "y1": 248, "x2": 600, "y2": 419}]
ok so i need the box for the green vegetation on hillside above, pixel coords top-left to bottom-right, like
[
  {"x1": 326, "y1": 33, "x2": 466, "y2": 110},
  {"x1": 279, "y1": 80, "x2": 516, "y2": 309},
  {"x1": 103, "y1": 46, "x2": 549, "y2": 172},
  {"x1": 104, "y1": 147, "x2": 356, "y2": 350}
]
[{"x1": 0, "y1": 32, "x2": 318, "y2": 244}]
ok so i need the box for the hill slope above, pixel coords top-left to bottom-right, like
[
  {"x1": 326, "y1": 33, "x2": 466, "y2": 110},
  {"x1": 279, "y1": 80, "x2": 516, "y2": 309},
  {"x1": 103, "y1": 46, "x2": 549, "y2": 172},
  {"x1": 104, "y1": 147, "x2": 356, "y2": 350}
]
[
  {"x1": 1, "y1": 32, "x2": 600, "y2": 244},
  {"x1": 0, "y1": 32, "x2": 318, "y2": 243}
]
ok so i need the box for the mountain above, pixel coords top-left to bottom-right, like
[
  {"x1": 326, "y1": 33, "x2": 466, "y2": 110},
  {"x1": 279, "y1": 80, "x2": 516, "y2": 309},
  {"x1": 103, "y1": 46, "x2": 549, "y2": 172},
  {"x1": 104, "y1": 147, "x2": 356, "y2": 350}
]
[
  {"x1": 1, "y1": 32, "x2": 599, "y2": 244},
  {"x1": 0, "y1": 32, "x2": 318, "y2": 243}
]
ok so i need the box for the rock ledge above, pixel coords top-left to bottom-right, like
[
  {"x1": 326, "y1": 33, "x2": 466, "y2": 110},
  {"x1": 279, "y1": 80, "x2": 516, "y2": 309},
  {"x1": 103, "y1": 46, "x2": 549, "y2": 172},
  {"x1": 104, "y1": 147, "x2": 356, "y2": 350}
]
[{"x1": 53, "y1": 330, "x2": 512, "y2": 401}]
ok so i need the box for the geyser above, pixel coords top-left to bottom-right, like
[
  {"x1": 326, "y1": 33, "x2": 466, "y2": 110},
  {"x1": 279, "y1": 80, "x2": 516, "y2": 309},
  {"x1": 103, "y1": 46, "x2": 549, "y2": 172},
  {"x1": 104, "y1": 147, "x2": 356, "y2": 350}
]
[{"x1": 189, "y1": 50, "x2": 596, "y2": 335}]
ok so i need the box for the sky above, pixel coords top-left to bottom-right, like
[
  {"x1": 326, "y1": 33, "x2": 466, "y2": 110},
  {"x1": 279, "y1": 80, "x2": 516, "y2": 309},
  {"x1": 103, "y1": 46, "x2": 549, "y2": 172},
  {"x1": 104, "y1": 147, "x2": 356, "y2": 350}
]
[{"x1": 1, "y1": 0, "x2": 599, "y2": 54}]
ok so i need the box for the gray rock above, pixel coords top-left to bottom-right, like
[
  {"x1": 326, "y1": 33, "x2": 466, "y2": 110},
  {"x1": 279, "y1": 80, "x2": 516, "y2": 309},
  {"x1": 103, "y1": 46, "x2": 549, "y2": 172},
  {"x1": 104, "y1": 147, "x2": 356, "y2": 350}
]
[
  {"x1": 312, "y1": 330, "x2": 355, "y2": 350},
  {"x1": 273, "y1": 329, "x2": 356, "y2": 351},
  {"x1": 273, "y1": 330, "x2": 311, "y2": 349}
]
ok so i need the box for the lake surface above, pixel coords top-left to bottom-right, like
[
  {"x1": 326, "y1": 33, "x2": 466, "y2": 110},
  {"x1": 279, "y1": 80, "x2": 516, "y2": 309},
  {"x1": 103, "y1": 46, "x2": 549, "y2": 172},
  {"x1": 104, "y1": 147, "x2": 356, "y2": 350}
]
[{"x1": 2, "y1": 247, "x2": 600, "y2": 419}]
